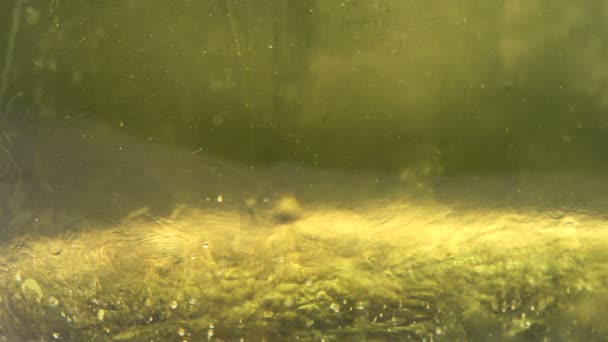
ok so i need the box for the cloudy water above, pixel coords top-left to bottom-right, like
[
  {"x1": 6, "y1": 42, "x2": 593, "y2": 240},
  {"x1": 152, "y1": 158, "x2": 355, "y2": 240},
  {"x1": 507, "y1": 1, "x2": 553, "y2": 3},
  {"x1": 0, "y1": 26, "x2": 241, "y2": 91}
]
[{"x1": 1, "y1": 1, "x2": 608, "y2": 341}]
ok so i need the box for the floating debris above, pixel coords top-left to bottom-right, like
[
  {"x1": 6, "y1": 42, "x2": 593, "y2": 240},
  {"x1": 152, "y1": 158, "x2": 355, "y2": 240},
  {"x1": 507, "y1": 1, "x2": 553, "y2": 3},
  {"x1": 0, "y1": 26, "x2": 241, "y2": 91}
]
[{"x1": 271, "y1": 195, "x2": 302, "y2": 224}]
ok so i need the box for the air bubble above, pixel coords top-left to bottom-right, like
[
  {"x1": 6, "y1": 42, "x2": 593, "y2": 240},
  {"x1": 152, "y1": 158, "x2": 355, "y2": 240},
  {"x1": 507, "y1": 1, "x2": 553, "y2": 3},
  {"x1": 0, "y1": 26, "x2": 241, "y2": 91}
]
[{"x1": 47, "y1": 296, "x2": 59, "y2": 306}]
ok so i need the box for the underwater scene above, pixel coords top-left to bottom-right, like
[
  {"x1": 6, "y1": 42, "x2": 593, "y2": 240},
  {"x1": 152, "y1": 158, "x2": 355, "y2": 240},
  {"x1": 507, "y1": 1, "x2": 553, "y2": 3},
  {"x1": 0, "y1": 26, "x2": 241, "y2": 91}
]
[{"x1": 1, "y1": 1, "x2": 608, "y2": 341}]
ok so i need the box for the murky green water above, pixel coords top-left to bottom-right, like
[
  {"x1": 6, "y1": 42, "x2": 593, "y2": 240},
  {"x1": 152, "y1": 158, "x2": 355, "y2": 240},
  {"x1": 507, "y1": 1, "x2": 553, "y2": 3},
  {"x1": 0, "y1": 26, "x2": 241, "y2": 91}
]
[{"x1": 1, "y1": 1, "x2": 608, "y2": 341}]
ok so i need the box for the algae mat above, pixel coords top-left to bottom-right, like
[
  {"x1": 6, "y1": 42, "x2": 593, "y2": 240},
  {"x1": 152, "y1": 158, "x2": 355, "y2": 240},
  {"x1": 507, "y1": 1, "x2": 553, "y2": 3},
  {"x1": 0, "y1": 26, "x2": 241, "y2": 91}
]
[{"x1": 1, "y1": 194, "x2": 607, "y2": 341}]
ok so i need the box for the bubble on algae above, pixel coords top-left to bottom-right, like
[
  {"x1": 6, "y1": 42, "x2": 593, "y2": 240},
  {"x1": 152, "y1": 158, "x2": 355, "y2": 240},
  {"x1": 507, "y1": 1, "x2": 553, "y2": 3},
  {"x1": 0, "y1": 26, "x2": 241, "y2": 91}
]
[{"x1": 20, "y1": 278, "x2": 43, "y2": 303}]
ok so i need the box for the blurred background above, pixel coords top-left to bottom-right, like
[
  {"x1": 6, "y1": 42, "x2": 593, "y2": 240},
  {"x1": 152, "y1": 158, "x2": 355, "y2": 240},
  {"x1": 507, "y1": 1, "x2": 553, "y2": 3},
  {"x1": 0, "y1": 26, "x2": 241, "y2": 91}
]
[{"x1": 2, "y1": 0, "x2": 607, "y2": 174}]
